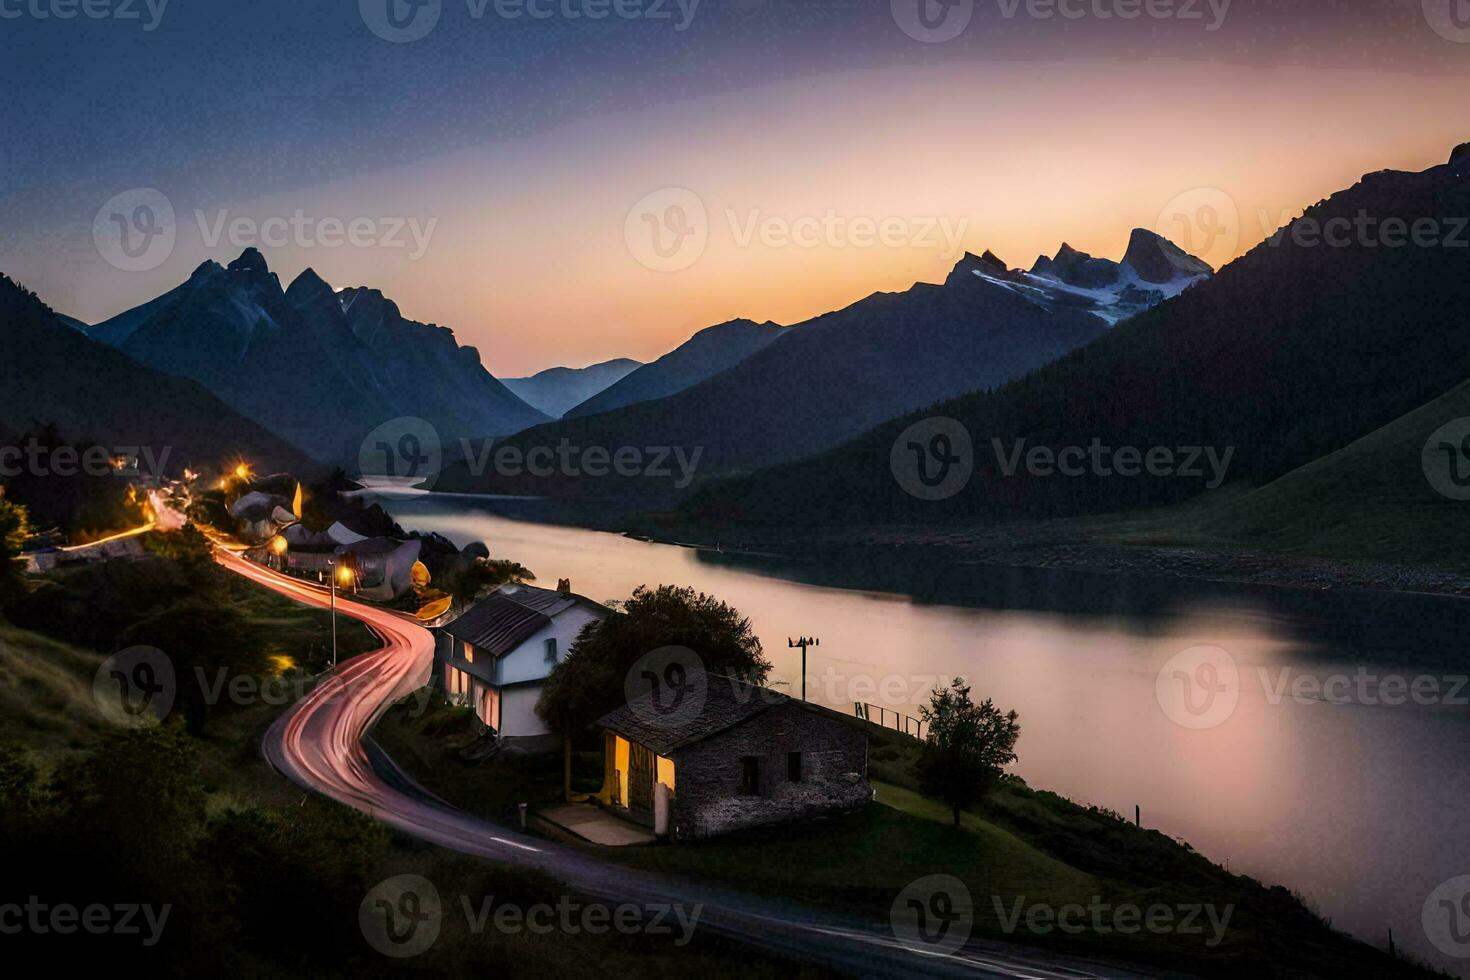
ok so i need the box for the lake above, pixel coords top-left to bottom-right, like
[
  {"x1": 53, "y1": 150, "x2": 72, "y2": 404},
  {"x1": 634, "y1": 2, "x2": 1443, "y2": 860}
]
[{"x1": 381, "y1": 493, "x2": 1470, "y2": 975}]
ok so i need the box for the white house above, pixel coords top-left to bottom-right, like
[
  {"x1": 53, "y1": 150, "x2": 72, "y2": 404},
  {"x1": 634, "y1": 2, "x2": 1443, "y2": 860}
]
[{"x1": 436, "y1": 581, "x2": 608, "y2": 747}]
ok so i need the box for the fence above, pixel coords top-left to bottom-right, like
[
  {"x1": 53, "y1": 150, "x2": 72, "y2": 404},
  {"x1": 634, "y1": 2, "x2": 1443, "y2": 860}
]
[{"x1": 854, "y1": 702, "x2": 926, "y2": 740}]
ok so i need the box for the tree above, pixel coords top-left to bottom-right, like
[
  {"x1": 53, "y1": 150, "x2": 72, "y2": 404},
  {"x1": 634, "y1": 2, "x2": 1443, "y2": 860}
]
[
  {"x1": 916, "y1": 678, "x2": 1020, "y2": 827},
  {"x1": 538, "y1": 584, "x2": 771, "y2": 735},
  {"x1": 0, "y1": 488, "x2": 29, "y2": 600},
  {"x1": 450, "y1": 557, "x2": 535, "y2": 608},
  {"x1": 119, "y1": 598, "x2": 265, "y2": 735}
]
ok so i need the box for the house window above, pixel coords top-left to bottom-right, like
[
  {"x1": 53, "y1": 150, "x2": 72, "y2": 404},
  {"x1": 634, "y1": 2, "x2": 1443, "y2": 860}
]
[
  {"x1": 462, "y1": 641, "x2": 474, "y2": 664},
  {"x1": 544, "y1": 637, "x2": 558, "y2": 662},
  {"x1": 787, "y1": 751, "x2": 802, "y2": 783},
  {"x1": 738, "y1": 756, "x2": 760, "y2": 795}
]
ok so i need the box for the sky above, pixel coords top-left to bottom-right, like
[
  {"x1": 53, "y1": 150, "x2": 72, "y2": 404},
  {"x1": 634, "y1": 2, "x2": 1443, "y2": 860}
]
[{"x1": 1, "y1": 0, "x2": 1468, "y2": 376}]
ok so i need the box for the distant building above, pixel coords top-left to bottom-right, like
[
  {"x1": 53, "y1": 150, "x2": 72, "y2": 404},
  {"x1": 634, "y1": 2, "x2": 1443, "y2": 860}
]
[
  {"x1": 594, "y1": 674, "x2": 870, "y2": 840},
  {"x1": 435, "y1": 582, "x2": 608, "y2": 747}
]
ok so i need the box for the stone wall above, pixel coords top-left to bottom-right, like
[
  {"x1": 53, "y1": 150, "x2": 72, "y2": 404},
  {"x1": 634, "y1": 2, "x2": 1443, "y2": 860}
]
[{"x1": 669, "y1": 702, "x2": 869, "y2": 840}]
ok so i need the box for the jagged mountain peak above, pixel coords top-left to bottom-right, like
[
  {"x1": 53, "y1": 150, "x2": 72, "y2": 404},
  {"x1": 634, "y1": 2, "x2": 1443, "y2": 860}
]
[
  {"x1": 1122, "y1": 228, "x2": 1214, "y2": 283},
  {"x1": 227, "y1": 247, "x2": 270, "y2": 276}
]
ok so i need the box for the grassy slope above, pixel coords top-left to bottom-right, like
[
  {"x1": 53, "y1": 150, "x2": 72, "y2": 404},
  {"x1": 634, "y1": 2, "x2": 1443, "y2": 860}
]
[{"x1": 1085, "y1": 380, "x2": 1470, "y2": 570}]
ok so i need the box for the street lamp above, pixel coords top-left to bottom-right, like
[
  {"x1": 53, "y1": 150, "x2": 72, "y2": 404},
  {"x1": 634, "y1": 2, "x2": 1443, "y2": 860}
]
[
  {"x1": 328, "y1": 558, "x2": 356, "y2": 669},
  {"x1": 268, "y1": 535, "x2": 288, "y2": 571}
]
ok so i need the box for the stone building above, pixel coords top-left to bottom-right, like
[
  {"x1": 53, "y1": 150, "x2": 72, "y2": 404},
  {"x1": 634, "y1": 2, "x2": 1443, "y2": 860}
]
[{"x1": 594, "y1": 673, "x2": 870, "y2": 840}]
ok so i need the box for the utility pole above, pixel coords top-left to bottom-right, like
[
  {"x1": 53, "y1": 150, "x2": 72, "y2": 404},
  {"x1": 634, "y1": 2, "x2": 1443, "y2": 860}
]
[
  {"x1": 329, "y1": 558, "x2": 338, "y2": 669},
  {"x1": 787, "y1": 636, "x2": 819, "y2": 701}
]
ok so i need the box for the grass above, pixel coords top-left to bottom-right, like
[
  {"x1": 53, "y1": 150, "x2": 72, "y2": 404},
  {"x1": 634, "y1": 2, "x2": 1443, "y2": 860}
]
[{"x1": 1080, "y1": 380, "x2": 1470, "y2": 572}]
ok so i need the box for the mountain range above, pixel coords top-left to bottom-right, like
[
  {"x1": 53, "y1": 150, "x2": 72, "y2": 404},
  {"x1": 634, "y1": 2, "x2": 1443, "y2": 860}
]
[
  {"x1": 504, "y1": 358, "x2": 642, "y2": 418},
  {"x1": 0, "y1": 274, "x2": 314, "y2": 478},
  {"x1": 87, "y1": 249, "x2": 548, "y2": 463},
  {"x1": 684, "y1": 144, "x2": 1470, "y2": 528},
  {"x1": 436, "y1": 230, "x2": 1210, "y2": 494}
]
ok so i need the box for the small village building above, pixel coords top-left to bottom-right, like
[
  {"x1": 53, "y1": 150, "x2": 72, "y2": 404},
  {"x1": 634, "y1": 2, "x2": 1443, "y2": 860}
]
[
  {"x1": 594, "y1": 674, "x2": 870, "y2": 840},
  {"x1": 436, "y1": 582, "x2": 608, "y2": 747}
]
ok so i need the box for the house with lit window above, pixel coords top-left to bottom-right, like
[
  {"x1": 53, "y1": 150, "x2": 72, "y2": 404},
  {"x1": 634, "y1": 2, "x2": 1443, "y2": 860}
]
[
  {"x1": 593, "y1": 673, "x2": 871, "y2": 840},
  {"x1": 435, "y1": 581, "x2": 608, "y2": 748}
]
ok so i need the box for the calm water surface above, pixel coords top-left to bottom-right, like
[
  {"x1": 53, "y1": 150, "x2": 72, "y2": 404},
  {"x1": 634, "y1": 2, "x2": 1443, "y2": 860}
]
[{"x1": 382, "y1": 494, "x2": 1470, "y2": 974}]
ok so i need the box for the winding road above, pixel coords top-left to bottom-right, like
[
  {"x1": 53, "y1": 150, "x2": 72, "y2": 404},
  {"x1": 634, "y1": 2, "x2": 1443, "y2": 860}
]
[{"x1": 223, "y1": 548, "x2": 1161, "y2": 979}]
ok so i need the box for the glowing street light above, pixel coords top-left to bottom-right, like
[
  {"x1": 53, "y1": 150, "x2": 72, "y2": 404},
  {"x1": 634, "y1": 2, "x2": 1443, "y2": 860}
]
[
  {"x1": 327, "y1": 557, "x2": 356, "y2": 669},
  {"x1": 268, "y1": 535, "x2": 288, "y2": 571}
]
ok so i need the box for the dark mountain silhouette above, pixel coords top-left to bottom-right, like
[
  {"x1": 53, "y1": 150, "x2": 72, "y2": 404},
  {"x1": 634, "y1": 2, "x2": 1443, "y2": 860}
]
[
  {"x1": 436, "y1": 233, "x2": 1208, "y2": 496},
  {"x1": 563, "y1": 319, "x2": 785, "y2": 420},
  {"x1": 0, "y1": 273, "x2": 315, "y2": 476},
  {"x1": 504, "y1": 358, "x2": 642, "y2": 418},
  {"x1": 88, "y1": 249, "x2": 547, "y2": 463},
  {"x1": 683, "y1": 144, "x2": 1470, "y2": 527}
]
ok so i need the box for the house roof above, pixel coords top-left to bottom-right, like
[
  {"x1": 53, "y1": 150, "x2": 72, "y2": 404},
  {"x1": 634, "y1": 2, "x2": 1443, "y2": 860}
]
[
  {"x1": 442, "y1": 582, "x2": 609, "y2": 658},
  {"x1": 442, "y1": 594, "x2": 552, "y2": 656},
  {"x1": 597, "y1": 673, "x2": 791, "y2": 756}
]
